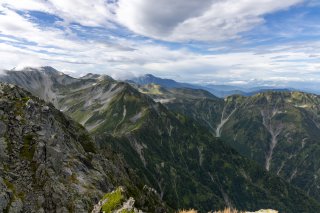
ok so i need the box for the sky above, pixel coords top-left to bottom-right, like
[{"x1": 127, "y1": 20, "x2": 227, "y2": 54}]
[{"x1": 0, "y1": 0, "x2": 319, "y2": 90}]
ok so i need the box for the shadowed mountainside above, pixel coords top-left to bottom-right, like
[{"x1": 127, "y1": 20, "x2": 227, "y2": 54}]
[{"x1": 1, "y1": 68, "x2": 320, "y2": 212}]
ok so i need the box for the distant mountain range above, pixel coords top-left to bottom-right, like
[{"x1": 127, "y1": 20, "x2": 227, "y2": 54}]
[
  {"x1": 1, "y1": 66, "x2": 320, "y2": 212},
  {"x1": 128, "y1": 74, "x2": 299, "y2": 97}
]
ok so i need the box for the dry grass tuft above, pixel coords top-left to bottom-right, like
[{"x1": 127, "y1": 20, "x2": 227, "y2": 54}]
[
  {"x1": 212, "y1": 208, "x2": 278, "y2": 213},
  {"x1": 212, "y1": 208, "x2": 244, "y2": 213},
  {"x1": 179, "y1": 208, "x2": 278, "y2": 213},
  {"x1": 178, "y1": 209, "x2": 198, "y2": 213}
]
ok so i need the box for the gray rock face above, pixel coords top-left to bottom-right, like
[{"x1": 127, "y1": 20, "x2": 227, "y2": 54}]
[
  {"x1": 0, "y1": 121, "x2": 6, "y2": 136},
  {"x1": 0, "y1": 83, "x2": 109, "y2": 212},
  {"x1": 0, "y1": 137, "x2": 8, "y2": 161},
  {"x1": 0, "y1": 83, "x2": 166, "y2": 212},
  {"x1": 9, "y1": 199, "x2": 23, "y2": 213},
  {"x1": 0, "y1": 178, "x2": 11, "y2": 212}
]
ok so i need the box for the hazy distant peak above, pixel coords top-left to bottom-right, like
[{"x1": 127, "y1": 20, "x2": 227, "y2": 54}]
[
  {"x1": 10, "y1": 66, "x2": 61, "y2": 75},
  {"x1": 138, "y1": 74, "x2": 171, "y2": 80},
  {"x1": 39, "y1": 66, "x2": 59, "y2": 74},
  {"x1": 80, "y1": 73, "x2": 102, "y2": 79},
  {"x1": 80, "y1": 73, "x2": 115, "y2": 82},
  {"x1": 143, "y1": 74, "x2": 157, "y2": 78},
  {"x1": 130, "y1": 74, "x2": 182, "y2": 89}
]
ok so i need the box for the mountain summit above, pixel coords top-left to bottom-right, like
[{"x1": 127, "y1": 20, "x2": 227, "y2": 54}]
[{"x1": 129, "y1": 74, "x2": 185, "y2": 88}]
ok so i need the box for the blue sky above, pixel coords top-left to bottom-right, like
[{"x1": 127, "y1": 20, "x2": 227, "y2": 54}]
[{"x1": 0, "y1": 0, "x2": 319, "y2": 90}]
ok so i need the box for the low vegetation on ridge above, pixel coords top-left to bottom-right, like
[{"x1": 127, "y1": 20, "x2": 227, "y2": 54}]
[{"x1": 179, "y1": 208, "x2": 278, "y2": 213}]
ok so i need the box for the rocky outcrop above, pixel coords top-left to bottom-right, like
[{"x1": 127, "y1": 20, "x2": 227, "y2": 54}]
[
  {"x1": 0, "y1": 83, "x2": 110, "y2": 212},
  {"x1": 0, "y1": 83, "x2": 166, "y2": 212}
]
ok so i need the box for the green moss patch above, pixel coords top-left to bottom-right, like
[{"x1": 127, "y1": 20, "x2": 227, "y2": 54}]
[
  {"x1": 20, "y1": 134, "x2": 36, "y2": 160},
  {"x1": 119, "y1": 210, "x2": 134, "y2": 213},
  {"x1": 101, "y1": 187, "x2": 124, "y2": 213}
]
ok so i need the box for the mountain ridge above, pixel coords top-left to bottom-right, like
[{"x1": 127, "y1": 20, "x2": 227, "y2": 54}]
[
  {"x1": 1, "y1": 68, "x2": 320, "y2": 212},
  {"x1": 128, "y1": 74, "x2": 299, "y2": 98},
  {"x1": 0, "y1": 82, "x2": 167, "y2": 212}
]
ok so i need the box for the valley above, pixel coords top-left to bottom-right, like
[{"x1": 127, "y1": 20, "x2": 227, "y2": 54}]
[
  {"x1": 1, "y1": 67, "x2": 320, "y2": 212},
  {"x1": 140, "y1": 83, "x2": 320, "y2": 203}
]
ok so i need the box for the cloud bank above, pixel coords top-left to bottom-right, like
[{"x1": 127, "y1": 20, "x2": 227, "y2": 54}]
[
  {"x1": 116, "y1": 0, "x2": 303, "y2": 41},
  {"x1": 0, "y1": 0, "x2": 319, "y2": 89}
]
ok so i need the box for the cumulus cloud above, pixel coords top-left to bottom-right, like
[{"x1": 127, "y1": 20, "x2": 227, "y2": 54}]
[
  {"x1": 2, "y1": 0, "x2": 304, "y2": 42},
  {"x1": 116, "y1": 0, "x2": 304, "y2": 41},
  {"x1": 0, "y1": 5, "x2": 196, "y2": 77},
  {"x1": 116, "y1": 0, "x2": 214, "y2": 37},
  {"x1": 1, "y1": 0, "x2": 306, "y2": 43}
]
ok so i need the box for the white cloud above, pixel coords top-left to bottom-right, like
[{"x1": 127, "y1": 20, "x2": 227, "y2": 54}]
[
  {"x1": 0, "y1": 0, "x2": 319, "y2": 91},
  {"x1": 1, "y1": 0, "x2": 116, "y2": 27},
  {"x1": 1, "y1": 0, "x2": 305, "y2": 42},
  {"x1": 0, "y1": 10, "x2": 319, "y2": 87},
  {"x1": 116, "y1": 0, "x2": 303, "y2": 41},
  {"x1": 0, "y1": 5, "x2": 81, "y2": 49},
  {"x1": 140, "y1": 41, "x2": 320, "y2": 85},
  {"x1": 116, "y1": 0, "x2": 214, "y2": 37},
  {"x1": 45, "y1": 0, "x2": 116, "y2": 27},
  {"x1": 0, "y1": 6, "x2": 196, "y2": 77},
  {"x1": 1, "y1": 0, "x2": 49, "y2": 12},
  {"x1": 0, "y1": 43, "x2": 43, "y2": 69}
]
